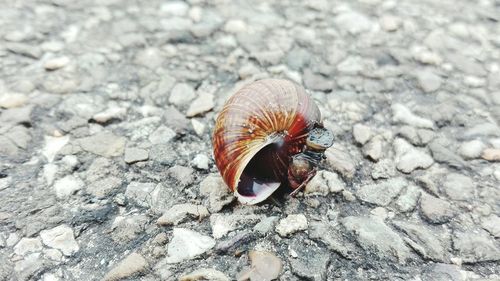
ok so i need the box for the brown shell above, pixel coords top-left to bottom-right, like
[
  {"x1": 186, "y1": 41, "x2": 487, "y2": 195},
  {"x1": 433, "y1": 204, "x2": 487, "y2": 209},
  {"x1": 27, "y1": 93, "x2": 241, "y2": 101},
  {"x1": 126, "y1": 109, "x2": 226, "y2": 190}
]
[{"x1": 212, "y1": 79, "x2": 322, "y2": 204}]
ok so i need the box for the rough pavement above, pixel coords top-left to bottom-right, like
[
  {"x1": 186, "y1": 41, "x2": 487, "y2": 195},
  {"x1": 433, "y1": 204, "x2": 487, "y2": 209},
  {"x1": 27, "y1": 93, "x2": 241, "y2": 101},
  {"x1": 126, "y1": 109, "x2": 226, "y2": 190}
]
[{"x1": 1, "y1": 0, "x2": 500, "y2": 280}]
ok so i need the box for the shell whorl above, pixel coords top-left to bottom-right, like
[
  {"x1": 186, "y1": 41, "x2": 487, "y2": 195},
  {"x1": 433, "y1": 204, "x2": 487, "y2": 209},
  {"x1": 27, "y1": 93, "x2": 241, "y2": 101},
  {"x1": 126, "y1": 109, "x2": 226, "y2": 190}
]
[{"x1": 213, "y1": 79, "x2": 321, "y2": 204}]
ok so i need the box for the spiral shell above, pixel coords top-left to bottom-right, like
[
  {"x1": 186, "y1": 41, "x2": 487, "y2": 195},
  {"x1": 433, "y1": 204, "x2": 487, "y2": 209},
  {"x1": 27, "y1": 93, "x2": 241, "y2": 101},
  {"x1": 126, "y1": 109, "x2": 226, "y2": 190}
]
[{"x1": 213, "y1": 79, "x2": 322, "y2": 204}]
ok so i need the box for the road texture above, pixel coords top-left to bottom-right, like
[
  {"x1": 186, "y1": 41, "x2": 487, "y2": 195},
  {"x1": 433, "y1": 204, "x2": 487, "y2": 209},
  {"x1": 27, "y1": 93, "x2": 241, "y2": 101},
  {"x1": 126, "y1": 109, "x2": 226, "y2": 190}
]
[{"x1": 1, "y1": 0, "x2": 500, "y2": 280}]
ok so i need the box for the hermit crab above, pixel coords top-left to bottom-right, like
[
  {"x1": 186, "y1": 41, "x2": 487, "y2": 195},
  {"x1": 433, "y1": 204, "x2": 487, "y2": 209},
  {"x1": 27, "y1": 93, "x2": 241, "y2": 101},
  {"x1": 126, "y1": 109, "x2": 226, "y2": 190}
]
[{"x1": 212, "y1": 79, "x2": 333, "y2": 205}]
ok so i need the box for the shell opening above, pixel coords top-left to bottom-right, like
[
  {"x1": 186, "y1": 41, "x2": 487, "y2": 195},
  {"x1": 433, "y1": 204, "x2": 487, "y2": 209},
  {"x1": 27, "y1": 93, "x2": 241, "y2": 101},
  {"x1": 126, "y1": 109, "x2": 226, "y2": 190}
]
[{"x1": 235, "y1": 139, "x2": 285, "y2": 205}]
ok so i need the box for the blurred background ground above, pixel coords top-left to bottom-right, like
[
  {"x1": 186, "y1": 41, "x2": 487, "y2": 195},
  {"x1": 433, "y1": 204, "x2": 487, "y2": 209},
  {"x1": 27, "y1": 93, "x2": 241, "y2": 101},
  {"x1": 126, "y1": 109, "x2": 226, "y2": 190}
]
[{"x1": 1, "y1": 0, "x2": 500, "y2": 280}]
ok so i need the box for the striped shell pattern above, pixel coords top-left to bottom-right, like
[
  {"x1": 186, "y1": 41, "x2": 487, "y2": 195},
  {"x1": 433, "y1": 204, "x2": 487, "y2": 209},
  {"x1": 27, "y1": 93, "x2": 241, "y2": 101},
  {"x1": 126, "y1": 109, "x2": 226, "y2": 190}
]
[{"x1": 212, "y1": 79, "x2": 323, "y2": 204}]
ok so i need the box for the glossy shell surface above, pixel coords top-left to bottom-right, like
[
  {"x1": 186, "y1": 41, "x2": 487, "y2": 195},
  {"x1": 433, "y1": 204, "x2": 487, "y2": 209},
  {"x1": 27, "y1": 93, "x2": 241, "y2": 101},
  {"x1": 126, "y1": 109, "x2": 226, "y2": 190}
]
[{"x1": 213, "y1": 79, "x2": 322, "y2": 204}]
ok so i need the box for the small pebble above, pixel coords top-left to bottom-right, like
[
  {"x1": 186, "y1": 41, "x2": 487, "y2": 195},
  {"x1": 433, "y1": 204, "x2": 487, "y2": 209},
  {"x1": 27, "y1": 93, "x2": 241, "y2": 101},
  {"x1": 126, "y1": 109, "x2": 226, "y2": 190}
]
[
  {"x1": 275, "y1": 214, "x2": 308, "y2": 237},
  {"x1": 124, "y1": 147, "x2": 149, "y2": 164},
  {"x1": 191, "y1": 119, "x2": 206, "y2": 136},
  {"x1": 0, "y1": 93, "x2": 28, "y2": 108},
  {"x1": 380, "y1": 15, "x2": 400, "y2": 32},
  {"x1": 44, "y1": 57, "x2": 70, "y2": 70},
  {"x1": 353, "y1": 123, "x2": 372, "y2": 145},
  {"x1": 459, "y1": 140, "x2": 485, "y2": 159},
  {"x1": 192, "y1": 154, "x2": 210, "y2": 170},
  {"x1": 482, "y1": 148, "x2": 500, "y2": 161}
]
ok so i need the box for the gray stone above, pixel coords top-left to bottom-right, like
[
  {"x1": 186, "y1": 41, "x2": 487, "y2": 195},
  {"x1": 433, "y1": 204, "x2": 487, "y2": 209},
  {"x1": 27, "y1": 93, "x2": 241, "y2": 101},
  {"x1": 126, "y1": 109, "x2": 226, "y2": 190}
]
[
  {"x1": 416, "y1": 70, "x2": 442, "y2": 93},
  {"x1": 459, "y1": 140, "x2": 485, "y2": 159},
  {"x1": 422, "y1": 263, "x2": 464, "y2": 281},
  {"x1": 429, "y1": 139, "x2": 466, "y2": 168},
  {"x1": 371, "y1": 159, "x2": 396, "y2": 179},
  {"x1": 124, "y1": 147, "x2": 149, "y2": 164},
  {"x1": 353, "y1": 123, "x2": 372, "y2": 145},
  {"x1": 125, "y1": 182, "x2": 157, "y2": 208},
  {"x1": 79, "y1": 132, "x2": 126, "y2": 157},
  {"x1": 290, "y1": 243, "x2": 330, "y2": 281},
  {"x1": 286, "y1": 47, "x2": 311, "y2": 71},
  {"x1": 6, "y1": 42, "x2": 42, "y2": 59},
  {"x1": 13, "y1": 253, "x2": 47, "y2": 281},
  {"x1": 191, "y1": 119, "x2": 206, "y2": 136},
  {"x1": 380, "y1": 15, "x2": 401, "y2": 32},
  {"x1": 276, "y1": 214, "x2": 308, "y2": 237},
  {"x1": 0, "y1": 93, "x2": 27, "y2": 108},
  {"x1": 186, "y1": 93, "x2": 214, "y2": 117},
  {"x1": 416, "y1": 172, "x2": 440, "y2": 196},
  {"x1": 342, "y1": 216, "x2": 410, "y2": 263},
  {"x1": 167, "y1": 165, "x2": 195, "y2": 188},
  {"x1": 149, "y1": 126, "x2": 176, "y2": 144},
  {"x1": 356, "y1": 177, "x2": 406, "y2": 206},
  {"x1": 87, "y1": 176, "x2": 122, "y2": 198},
  {"x1": 303, "y1": 69, "x2": 334, "y2": 91},
  {"x1": 164, "y1": 106, "x2": 191, "y2": 133},
  {"x1": 111, "y1": 215, "x2": 148, "y2": 243},
  {"x1": 157, "y1": 204, "x2": 209, "y2": 226},
  {"x1": 149, "y1": 143, "x2": 178, "y2": 166},
  {"x1": 0, "y1": 105, "x2": 33, "y2": 125},
  {"x1": 309, "y1": 221, "x2": 357, "y2": 259},
  {"x1": 6, "y1": 233, "x2": 20, "y2": 247},
  {"x1": 417, "y1": 129, "x2": 436, "y2": 145},
  {"x1": 134, "y1": 47, "x2": 163, "y2": 69},
  {"x1": 0, "y1": 176, "x2": 12, "y2": 191},
  {"x1": 334, "y1": 11, "x2": 373, "y2": 34},
  {"x1": 0, "y1": 233, "x2": 5, "y2": 248},
  {"x1": 325, "y1": 147, "x2": 356, "y2": 178},
  {"x1": 0, "y1": 136, "x2": 19, "y2": 156},
  {"x1": 91, "y1": 107, "x2": 126, "y2": 124},
  {"x1": 464, "y1": 123, "x2": 500, "y2": 138},
  {"x1": 304, "y1": 170, "x2": 345, "y2": 196},
  {"x1": 224, "y1": 19, "x2": 247, "y2": 33},
  {"x1": 53, "y1": 175, "x2": 84, "y2": 199},
  {"x1": 238, "y1": 63, "x2": 260, "y2": 79},
  {"x1": 42, "y1": 135, "x2": 70, "y2": 163},
  {"x1": 215, "y1": 231, "x2": 256, "y2": 254},
  {"x1": 481, "y1": 215, "x2": 500, "y2": 238},
  {"x1": 210, "y1": 213, "x2": 239, "y2": 239},
  {"x1": 397, "y1": 126, "x2": 420, "y2": 145},
  {"x1": 420, "y1": 193, "x2": 456, "y2": 224},
  {"x1": 394, "y1": 138, "x2": 434, "y2": 173},
  {"x1": 363, "y1": 135, "x2": 383, "y2": 161},
  {"x1": 165, "y1": 228, "x2": 215, "y2": 263},
  {"x1": 44, "y1": 56, "x2": 70, "y2": 71},
  {"x1": 199, "y1": 174, "x2": 234, "y2": 213},
  {"x1": 394, "y1": 184, "x2": 421, "y2": 212},
  {"x1": 169, "y1": 83, "x2": 196, "y2": 107},
  {"x1": 252, "y1": 49, "x2": 284, "y2": 66},
  {"x1": 482, "y1": 148, "x2": 500, "y2": 161},
  {"x1": 103, "y1": 252, "x2": 148, "y2": 281},
  {"x1": 446, "y1": 53, "x2": 486, "y2": 76},
  {"x1": 254, "y1": 216, "x2": 279, "y2": 235},
  {"x1": 392, "y1": 104, "x2": 434, "y2": 129},
  {"x1": 160, "y1": 1, "x2": 189, "y2": 16},
  {"x1": 42, "y1": 74, "x2": 81, "y2": 95},
  {"x1": 179, "y1": 269, "x2": 230, "y2": 281},
  {"x1": 453, "y1": 230, "x2": 500, "y2": 263},
  {"x1": 4, "y1": 125, "x2": 31, "y2": 149},
  {"x1": 442, "y1": 173, "x2": 475, "y2": 201},
  {"x1": 40, "y1": 225, "x2": 79, "y2": 256},
  {"x1": 191, "y1": 153, "x2": 210, "y2": 170},
  {"x1": 14, "y1": 238, "x2": 43, "y2": 256},
  {"x1": 393, "y1": 221, "x2": 449, "y2": 262}
]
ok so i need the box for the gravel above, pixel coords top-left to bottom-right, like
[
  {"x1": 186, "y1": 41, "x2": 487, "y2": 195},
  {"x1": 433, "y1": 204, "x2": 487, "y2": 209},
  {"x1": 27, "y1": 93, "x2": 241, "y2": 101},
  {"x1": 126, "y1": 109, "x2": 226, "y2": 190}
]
[
  {"x1": 1, "y1": 0, "x2": 499, "y2": 279},
  {"x1": 275, "y1": 214, "x2": 308, "y2": 237},
  {"x1": 165, "y1": 228, "x2": 215, "y2": 263}
]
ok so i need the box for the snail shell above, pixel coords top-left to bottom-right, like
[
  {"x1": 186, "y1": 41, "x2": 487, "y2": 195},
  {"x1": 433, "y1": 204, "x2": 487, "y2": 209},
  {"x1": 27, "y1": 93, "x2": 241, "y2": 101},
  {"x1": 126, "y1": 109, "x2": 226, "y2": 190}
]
[{"x1": 213, "y1": 79, "x2": 323, "y2": 205}]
